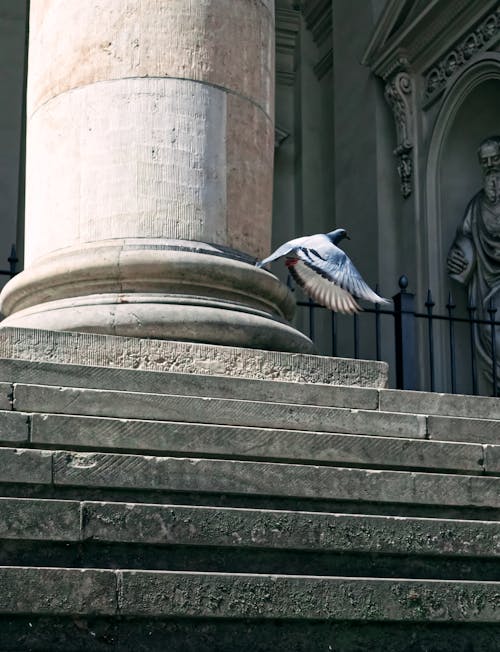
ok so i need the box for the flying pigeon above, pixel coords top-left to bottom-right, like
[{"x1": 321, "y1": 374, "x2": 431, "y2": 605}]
[{"x1": 256, "y1": 228, "x2": 389, "y2": 314}]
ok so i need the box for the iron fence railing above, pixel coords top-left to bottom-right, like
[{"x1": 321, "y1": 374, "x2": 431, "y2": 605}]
[
  {"x1": 294, "y1": 274, "x2": 500, "y2": 396},
  {"x1": 0, "y1": 245, "x2": 18, "y2": 279}
]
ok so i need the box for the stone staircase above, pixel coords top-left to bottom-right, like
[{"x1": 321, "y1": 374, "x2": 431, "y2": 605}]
[{"x1": 0, "y1": 355, "x2": 499, "y2": 650}]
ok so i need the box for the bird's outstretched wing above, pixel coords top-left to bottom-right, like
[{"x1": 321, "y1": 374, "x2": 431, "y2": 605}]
[
  {"x1": 256, "y1": 236, "x2": 310, "y2": 268},
  {"x1": 290, "y1": 240, "x2": 389, "y2": 313},
  {"x1": 288, "y1": 258, "x2": 361, "y2": 313}
]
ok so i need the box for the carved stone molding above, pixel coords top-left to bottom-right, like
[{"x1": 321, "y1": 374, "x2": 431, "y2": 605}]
[
  {"x1": 302, "y1": 0, "x2": 332, "y2": 47},
  {"x1": 424, "y1": 6, "x2": 500, "y2": 102},
  {"x1": 384, "y1": 72, "x2": 414, "y2": 198},
  {"x1": 302, "y1": 0, "x2": 333, "y2": 80},
  {"x1": 276, "y1": 4, "x2": 301, "y2": 86}
]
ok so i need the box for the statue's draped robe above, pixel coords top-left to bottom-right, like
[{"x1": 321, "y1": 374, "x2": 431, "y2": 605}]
[{"x1": 450, "y1": 190, "x2": 500, "y2": 386}]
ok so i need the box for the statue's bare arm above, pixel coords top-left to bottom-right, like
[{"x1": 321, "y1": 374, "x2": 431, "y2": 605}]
[
  {"x1": 447, "y1": 202, "x2": 474, "y2": 281},
  {"x1": 447, "y1": 246, "x2": 468, "y2": 275}
]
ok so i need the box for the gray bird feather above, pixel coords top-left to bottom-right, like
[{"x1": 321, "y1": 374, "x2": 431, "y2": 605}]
[{"x1": 256, "y1": 229, "x2": 390, "y2": 314}]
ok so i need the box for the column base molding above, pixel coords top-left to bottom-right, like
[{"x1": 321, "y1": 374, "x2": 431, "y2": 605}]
[{"x1": 0, "y1": 240, "x2": 312, "y2": 353}]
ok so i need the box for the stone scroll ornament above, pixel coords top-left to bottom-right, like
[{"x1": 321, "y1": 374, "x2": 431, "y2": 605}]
[
  {"x1": 447, "y1": 136, "x2": 500, "y2": 393},
  {"x1": 384, "y1": 72, "x2": 414, "y2": 199}
]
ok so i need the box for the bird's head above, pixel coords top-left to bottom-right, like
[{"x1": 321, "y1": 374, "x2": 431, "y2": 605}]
[{"x1": 327, "y1": 228, "x2": 350, "y2": 245}]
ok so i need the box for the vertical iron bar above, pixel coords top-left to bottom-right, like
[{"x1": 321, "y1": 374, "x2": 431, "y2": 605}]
[
  {"x1": 331, "y1": 311, "x2": 337, "y2": 357},
  {"x1": 488, "y1": 299, "x2": 498, "y2": 397},
  {"x1": 353, "y1": 313, "x2": 359, "y2": 359},
  {"x1": 425, "y1": 289, "x2": 435, "y2": 392},
  {"x1": 467, "y1": 302, "x2": 478, "y2": 396},
  {"x1": 308, "y1": 297, "x2": 315, "y2": 342},
  {"x1": 15, "y1": 0, "x2": 30, "y2": 270},
  {"x1": 8, "y1": 245, "x2": 18, "y2": 277},
  {"x1": 447, "y1": 292, "x2": 457, "y2": 394},
  {"x1": 375, "y1": 284, "x2": 381, "y2": 361},
  {"x1": 393, "y1": 275, "x2": 417, "y2": 390}
]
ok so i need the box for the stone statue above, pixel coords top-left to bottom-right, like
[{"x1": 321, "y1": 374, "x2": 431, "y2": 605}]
[{"x1": 447, "y1": 135, "x2": 500, "y2": 392}]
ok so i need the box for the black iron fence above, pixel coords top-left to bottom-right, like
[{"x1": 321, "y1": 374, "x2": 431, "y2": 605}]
[
  {"x1": 293, "y1": 274, "x2": 500, "y2": 397},
  {"x1": 0, "y1": 245, "x2": 18, "y2": 280}
]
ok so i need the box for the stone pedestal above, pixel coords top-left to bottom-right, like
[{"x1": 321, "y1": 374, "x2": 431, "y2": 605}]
[
  {"x1": 0, "y1": 327, "x2": 388, "y2": 388},
  {"x1": 0, "y1": 0, "x2": 312, "y2": 353}
]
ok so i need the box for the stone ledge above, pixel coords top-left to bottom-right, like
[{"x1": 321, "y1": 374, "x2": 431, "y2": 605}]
[
  {"x1": 0, "y1": 567, "x2": 116, "y2": 615},
  {"x1": 0, "y1": 448, "x2": 52, "y2": 485},
  {"x1": 0, "y1": 357, "x2": 379, "y2": 409},
  {"x1": 2, "y1": 497, "x2": 499, "y2": 559},
  {"x1": 31, "y1": 413, "x2": 483, "y2": 474},
  {"x1": 0, "y1": 327, "x2": 388, "y2": 388},
  {"x1": 1, "y1": 566, "x2": 499, "y2": 622},
  {"x1": 1, "y1": 447, "x2": 499, "y2": 509},
  {"x1": 0, "y1": 497, "x2": 81, "y2": 542},
  {"x1": 14, "y1": 384, "x2": 423, "y2": 438},
  {"x1": 0, "y1": 410, "x2": 29, "y2": 444},
  {"x1": 118, "y1": 571, "x2": 500, "y2": 622},
  {"x1": 381, "y1": 389, "x2": 500, "y2": 420},
  {"x1": 82, "y1": 501, "x2": 500, "y2": 558},
  {"x1": 51, "y1": 450, "x2": 500, "y2": 509}
]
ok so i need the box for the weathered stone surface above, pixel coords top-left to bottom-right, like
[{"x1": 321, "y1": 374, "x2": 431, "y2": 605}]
[
  {"x1": 0, "y1": 328, "x2": 389, "y2": 387},
  {"x1": 53, "y1": 451, "x2": 500, "y2": 508},
  {"x1": 380, "y1": 389, "x2": 500, "y2": 420},
  {"x1": 0, "y1": 357, "x2": 379, "y2": 409},
  {"x1": 2, "y1": 494, "x2": 498, "y2": 560},
  {"x1": 0, "y1": 566, "x2": 498, "y2": 623},
  {"x1": 83, "y1": 501, "x2": 500, "y2": 558},
  {"x1": 483, "y1": 445, "x2": 500, "y2": 474},
  {"x1": 0, "y1": 448, "x2": 52, "y2": 485},
  {"x1": 28, "y1": 0, "x2": 274, "y2": 118},
  {"x1": 428, "y1": 414, "x2": 500, "y2": 444},
  {"x1": 0, "y1": 498, "x2": 80, "y2": 542},
  {"x1": 32, "y1": 413, "x2": 482, "y2": 473},
  {"x1": 0, "y1": 411, "x2": 29, "y2": 444},
  {"x1": 0, "y1": 567, "x2": 116, "y2": 615},
  {"x1": 118, "y1": 571, "x2": 500, "y2": 622},
  {"x1": 16, "y1": 385, "x2": 422, "y2": 438},
  {"x1": 0, "y1": 382, "x2": 11, "y2": 410}
]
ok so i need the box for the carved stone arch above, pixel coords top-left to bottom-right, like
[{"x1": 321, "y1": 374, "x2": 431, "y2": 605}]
[{"x1": 425, "y1": 53, "x2": 500, "y2": 299}]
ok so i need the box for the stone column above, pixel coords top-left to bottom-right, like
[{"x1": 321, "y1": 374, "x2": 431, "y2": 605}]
[{"x1": 0, "y1": 0, "x2": 311, "y2": 353}]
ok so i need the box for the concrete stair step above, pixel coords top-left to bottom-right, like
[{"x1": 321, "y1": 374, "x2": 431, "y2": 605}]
[
  {"x1": 12, "y1": 383, "x2": 427, "y2": 438},
  {"x1": 0, "y1": 357, "x2": 378, "y2": 409},
  {"x1": 7, "y1": 381, "x2": 500, "y2": 447},
  {"x1": 24, "y1": 413, "x2": 486, "y2": 474},
  {"x1": 381, "y1": 388, "x2": 500, "y2": 420},
  {"x1": 2, "y1": 497, "x2": 499, "y2": 560},
  {"x1": 1, "y1": 446, "x2": 499, "y2": 511},
  {"x1": 3, "y1": 357, "x2": 500, "y2": 422},
  {"x1": 0, "y1": 566, "x2": 499, "y2": 623}
]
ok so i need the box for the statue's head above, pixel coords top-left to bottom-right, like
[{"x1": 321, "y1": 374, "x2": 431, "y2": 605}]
[
  {"x1": 478, "y1": 136, "x2": 500, "y2": 205},
  {"x1": 478, "y1": 136, "x2": 500, "y2": 173}
]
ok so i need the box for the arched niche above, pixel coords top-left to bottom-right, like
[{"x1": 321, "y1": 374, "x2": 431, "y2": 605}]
[
  {"x1": 425, "y1": 54, "x2": 500, "y2": 392},
  {"x1": 427, "y1": 55, "x2": 500, "y2": 297}
]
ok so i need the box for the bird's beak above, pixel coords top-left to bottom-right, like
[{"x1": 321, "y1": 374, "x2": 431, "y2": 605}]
[{"x1": 345, "y1": 233, "x2": 351, "y2": 240}]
